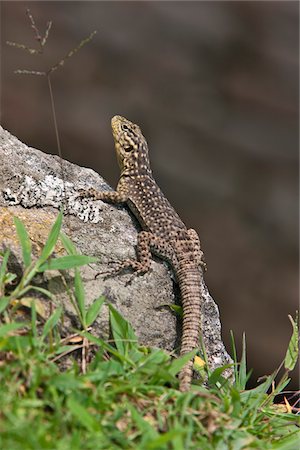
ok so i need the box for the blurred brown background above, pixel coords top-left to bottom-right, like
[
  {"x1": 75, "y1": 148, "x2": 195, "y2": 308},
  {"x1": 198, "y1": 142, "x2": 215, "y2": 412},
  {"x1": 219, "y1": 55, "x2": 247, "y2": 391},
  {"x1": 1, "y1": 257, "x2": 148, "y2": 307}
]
[{"x1": 1, "y1": 1, "x2": 299, "y2": 387}]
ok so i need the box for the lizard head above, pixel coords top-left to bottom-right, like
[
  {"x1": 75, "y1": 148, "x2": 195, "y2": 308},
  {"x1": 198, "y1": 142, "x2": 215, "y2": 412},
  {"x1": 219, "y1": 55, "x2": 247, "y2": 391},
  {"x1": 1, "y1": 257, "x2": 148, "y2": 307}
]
[{"x1": 111, "y1": 115, "x2": 151, "y2": 175}]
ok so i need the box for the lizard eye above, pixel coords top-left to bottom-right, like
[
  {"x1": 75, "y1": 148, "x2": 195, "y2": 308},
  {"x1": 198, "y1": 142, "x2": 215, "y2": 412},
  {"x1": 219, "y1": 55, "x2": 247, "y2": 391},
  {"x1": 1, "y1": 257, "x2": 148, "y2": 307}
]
[
  {"x1": 124, "y1": 145, "x2": 134, "y2": 152},
  {"x1": 122, "y1": 123, "x2": 138, "y2": 138}
]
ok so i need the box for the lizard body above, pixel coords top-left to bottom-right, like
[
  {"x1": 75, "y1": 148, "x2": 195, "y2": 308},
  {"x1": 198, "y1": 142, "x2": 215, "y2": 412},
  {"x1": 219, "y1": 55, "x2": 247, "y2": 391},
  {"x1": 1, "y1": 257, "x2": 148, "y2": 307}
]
[{"x1": 80, "y1": 115, "x2": 206, "y2": 391}]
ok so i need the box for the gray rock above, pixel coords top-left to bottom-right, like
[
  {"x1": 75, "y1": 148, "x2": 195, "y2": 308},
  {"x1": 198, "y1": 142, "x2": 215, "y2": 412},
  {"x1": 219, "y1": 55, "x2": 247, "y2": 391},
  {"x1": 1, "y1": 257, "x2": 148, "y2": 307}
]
[{"x1": 0, "y1": 126, "x2": 232, "y2": 374}]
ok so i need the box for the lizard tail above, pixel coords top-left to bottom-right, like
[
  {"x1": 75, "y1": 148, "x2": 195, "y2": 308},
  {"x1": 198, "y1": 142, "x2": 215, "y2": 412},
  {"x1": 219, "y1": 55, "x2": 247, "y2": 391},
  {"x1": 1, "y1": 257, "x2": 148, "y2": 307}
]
[{"x1": 177, "y1": 265, "x2": 202, "y2": 392}]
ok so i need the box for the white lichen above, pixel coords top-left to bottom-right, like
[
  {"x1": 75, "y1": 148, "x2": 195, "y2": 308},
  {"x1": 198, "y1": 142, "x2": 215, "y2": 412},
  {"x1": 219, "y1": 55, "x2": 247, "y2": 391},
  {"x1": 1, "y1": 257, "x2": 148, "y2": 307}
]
[{"x1": 3, "y1": 174, "x2": 105, "y2": 224}]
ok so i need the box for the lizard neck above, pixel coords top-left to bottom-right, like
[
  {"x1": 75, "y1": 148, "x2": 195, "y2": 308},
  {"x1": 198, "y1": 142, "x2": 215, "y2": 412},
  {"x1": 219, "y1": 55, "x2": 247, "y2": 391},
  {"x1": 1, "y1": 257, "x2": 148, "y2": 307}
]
[{"x1": 119, "y1": 141, "x2": 153, "y2": 178}]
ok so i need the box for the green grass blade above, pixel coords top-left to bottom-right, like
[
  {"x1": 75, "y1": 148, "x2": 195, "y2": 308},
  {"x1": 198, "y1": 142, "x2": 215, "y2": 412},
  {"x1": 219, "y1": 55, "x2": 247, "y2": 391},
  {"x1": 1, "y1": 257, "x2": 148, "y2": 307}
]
[
  {"x1": 284, "y1": 314, "x2": 299, "y2": 371},
  {"x1": 240, "y1": 373, "x2": 276, "y2": 422},
  {"x1": 13, "y1": 217, "x2": 32, "y2": 268},
  {"x1": 230, "y1": 331, "x2": 249, "y2": 390},
  {"x1": 30, "y1": 286, "x2": 55, "y2": 300},
  {"x1": 60, "y1": 232, "x2": 78, "y2": 255},
  {"x1": 230, "y1": 330, "x2": 239, "y2": 385},
  {"x1": 0, "y1": 321, "x2": 27, "y2": 337},
  {"x1": 74, "y1": 269, "x2": 85, "y2": 326},
  {"x1": 42, "y1": 306, "x2": 63, "y2": 340},
  {"x1": 37, "y1": 255, "x2": 97, "y2": 272},
  {"x1": 83, "y1": 331, "x2": 134, "y2": 364},
  {"x1": 147, "y1": 430, "x2": 183, "y2": 449},
  {"x1": 109, "y1": 303, "x2": 138, "y2": 355},
  {"x1": 0, "y1": 296, "x2": 10, "y2": 314},
  {"x1": 239, "y1": 332, "x2": 247, "y2": 389},
  {"x1": 167, "y1": 304, "x2": 183, "y2": 317},
  {"x1": 271, "y1": 430, "x2": 300, "y2": 449},
  {"x1": 0, "y1": 249, "x2": 10, "y2": 287},
  {"x1": 207, "y1": 364, "x2": 233, "y2": 388},
  {"x1": 86, "y1": 296, "x2": 105, "y2": 327},
  {"x1": 230, "y1": 386, "x2": 242, "y2": 418},
  {"x1": 128, "y1": 403, "x2": 158, "y2": 437},
  {"x1": 67, "y1": 397, "x2": 101, "y2": 432},
  {"x1": 38, "y1": 211, "x2": 63, "y2": 265},
  {"x1": 168, "y1": 348, "x2": 198, "y2": 377},
  {"x1": 3, "y1": 273, "x2": 17, "y2": 285}
]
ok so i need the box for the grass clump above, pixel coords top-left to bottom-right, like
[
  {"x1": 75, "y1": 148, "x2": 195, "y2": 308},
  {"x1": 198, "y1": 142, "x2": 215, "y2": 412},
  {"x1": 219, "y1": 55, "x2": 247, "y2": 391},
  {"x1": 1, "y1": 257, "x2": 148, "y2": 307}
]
[{"x1": 0, "y1": 213, "x2": 299, "y2": 449}]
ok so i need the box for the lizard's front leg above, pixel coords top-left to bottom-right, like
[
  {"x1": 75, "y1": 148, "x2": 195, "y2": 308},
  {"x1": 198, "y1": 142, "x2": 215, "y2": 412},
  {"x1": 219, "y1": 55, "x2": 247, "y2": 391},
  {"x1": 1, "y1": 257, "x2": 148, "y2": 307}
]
[
  {"x1": 78, "y1": 187, "x2": 128, "y2": 204},
  {"x1": 78, "y1": 187, "x2": 152, "y2": 278}
]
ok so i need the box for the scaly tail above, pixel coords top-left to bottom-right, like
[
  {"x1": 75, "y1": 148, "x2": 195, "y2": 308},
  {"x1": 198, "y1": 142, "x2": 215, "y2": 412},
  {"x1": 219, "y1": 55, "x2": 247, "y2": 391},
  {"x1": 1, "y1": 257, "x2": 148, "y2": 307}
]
[{"x1": 177, "y1": 264, "x2": 202, "y2": 392}]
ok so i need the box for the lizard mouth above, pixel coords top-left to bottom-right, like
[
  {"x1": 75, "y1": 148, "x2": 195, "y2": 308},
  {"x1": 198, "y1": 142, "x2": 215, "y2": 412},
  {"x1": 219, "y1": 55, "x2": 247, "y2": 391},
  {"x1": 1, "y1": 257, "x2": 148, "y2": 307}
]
[{"x1": 111, "y1": 116, "x2": 123, "y2": 150}]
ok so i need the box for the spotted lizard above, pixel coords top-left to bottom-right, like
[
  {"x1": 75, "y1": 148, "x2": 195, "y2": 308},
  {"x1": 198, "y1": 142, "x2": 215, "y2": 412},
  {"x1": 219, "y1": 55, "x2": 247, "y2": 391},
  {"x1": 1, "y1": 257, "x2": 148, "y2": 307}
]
[{"x1": 79, "y1": 115, "x2": 206, "y2": 391}]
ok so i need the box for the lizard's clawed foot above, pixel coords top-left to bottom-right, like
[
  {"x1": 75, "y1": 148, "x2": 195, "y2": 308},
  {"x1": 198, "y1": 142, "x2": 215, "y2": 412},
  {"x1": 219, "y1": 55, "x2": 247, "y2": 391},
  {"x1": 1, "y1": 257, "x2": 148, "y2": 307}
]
[
  {"x1": 122, "y1": 260, "x2": 150, "y2": 286},
  {"x1": 94, "y1": 259, "x2": 149, "y2": 284},
  {"x1": 94, "y1": 260, "x2": 121, "y2": 280}
]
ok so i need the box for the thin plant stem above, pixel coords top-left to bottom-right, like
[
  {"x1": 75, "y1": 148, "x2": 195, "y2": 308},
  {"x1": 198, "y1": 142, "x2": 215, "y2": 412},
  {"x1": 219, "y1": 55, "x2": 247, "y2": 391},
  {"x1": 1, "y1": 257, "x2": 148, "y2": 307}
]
[
  {"x1": 7, "y1": 9, "x2": 97, "y2": 231},
  {"x1": 47, "y1": 76, "x2": 62, "y2": 160},
  {"x1": 47, "y1": 74, "x2": 70, "y2": 222}
]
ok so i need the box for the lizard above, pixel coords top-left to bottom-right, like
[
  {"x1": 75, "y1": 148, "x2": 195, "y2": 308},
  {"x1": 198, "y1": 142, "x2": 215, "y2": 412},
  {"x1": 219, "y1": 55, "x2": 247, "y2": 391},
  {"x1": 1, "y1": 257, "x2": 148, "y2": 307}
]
[{"x1": 79, "y1": 115, "x2": 206, "y2": 391}]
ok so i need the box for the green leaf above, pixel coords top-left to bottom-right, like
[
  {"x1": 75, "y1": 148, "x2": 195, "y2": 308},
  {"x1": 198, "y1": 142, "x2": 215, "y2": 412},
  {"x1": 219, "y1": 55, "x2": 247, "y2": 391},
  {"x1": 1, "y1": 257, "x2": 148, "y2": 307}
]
[
  {"x1": 230, "y1": 330, "x2": 239, "y2": 383},
  {"x1": 160, "y1": 303, "x2": 183, "y2": 318},
  {"x1": 266, "y1": 429, "x2": 300, "y2": 449},
  {"x1": 109, "y1": 303, "x2": 138, "y2": 356},
  {"x1": 128, "y1": 403, "x2": 157, "y2": 436},
  {"x1": 3, "y1": 273, "x2": 17, "y2": 285},
  {"x1": 240, "y1": 373, "x2": 276, "y2": 419},
  {"x1": 67, "y1": 397, "x2": 101, "y2": 432},
  {"x1": 158, "y1": 303, "x2": 183, "y2": 317},
  {"x1": 147, "y1": 430, "x2": 183, "y2": 449},
  {"x1": 74, "y1": 269, "x2": 85, "y2": 325},
  {"x1": 42, "y1": 306, "x2": 63, "y2": 340},
  {"x1": 0, "y1": 321, "x2": 27, "y2": 337},
  {"x1": 86, "y1": 296, "x2": 105, "y2": 327},
  {"x1": 0, "y1": 249, "x2": 10, "y2": 286},
  {"x1": 230, "y1": 386, "x2": 242, "y2": 417},
  {"x1": 38, "y1": 255, "x2": 97, "y2": 272},
  {"x1": 238, "y1": 332, "x2": 247, "y2": 390},
  {"x1": 30, "y1": 286, "x2": 55, "y2": 300},
  {"x1": 138, "y1": 348, "x2": 170, "y2": 368},
  {"x1": 83, "y1": 331, "x2": 133, "y2": 364},
  {"x1": 168, "y1": 304, "x2": 183, "y2": 317},
  {"x1": 53, "y1": 345, "x2": 76, "y2": 355},
  {"x1": 52, "y1": 374, "x2": 83, "y2": 390},
  {"x1": 14, "y1": 216, "x2": 32, "y2": 267},
  {"x1": 284, "y1": 314, "x2": 299, "y2": 371},
  {"x1": 231, "y1": 331, "x2": 250, "y2": 390},
  {"x1": 89, "y1": 359, "x2": 126, "y2": 379},
  {"x1": 60, "y1": 232, "x2": 77, "y2": 255},
  {"x1": 0, "y1": 296, "x2": 10, "y2": 314},
  {"x1": 208, "y1": 364, "x2": 233, "y2": 388},
  {"x1": 168, "y1": 348, "x2": 198, "y2": 377},
  {"x1": 37, "y1": 211, "x2": 63, "y2": 265}
]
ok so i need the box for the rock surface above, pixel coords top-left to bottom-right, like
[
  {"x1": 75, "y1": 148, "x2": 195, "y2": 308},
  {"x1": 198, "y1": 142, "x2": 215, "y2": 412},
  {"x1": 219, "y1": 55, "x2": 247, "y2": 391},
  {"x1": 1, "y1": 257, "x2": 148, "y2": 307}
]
[{"x1": 0, "y1": 126, "x2": 232, "y2": 372}]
